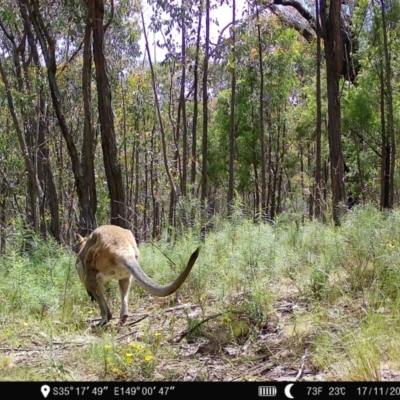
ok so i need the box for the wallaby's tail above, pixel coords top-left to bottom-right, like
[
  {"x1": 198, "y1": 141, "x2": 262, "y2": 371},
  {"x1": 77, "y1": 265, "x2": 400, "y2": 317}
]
[{"x1": 123, "y1": 247, "x2": 200, "y2": 297}]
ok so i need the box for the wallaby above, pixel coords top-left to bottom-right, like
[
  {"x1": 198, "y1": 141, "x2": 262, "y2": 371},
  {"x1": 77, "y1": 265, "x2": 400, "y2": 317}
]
[{"x1": 75, "y1": 225, "x2": 200, "y2": 327}]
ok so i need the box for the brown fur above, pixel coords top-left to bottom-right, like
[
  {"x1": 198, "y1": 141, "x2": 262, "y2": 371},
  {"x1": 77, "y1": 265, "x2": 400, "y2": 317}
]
[{"x1": 75, "y1": 225, "x2": 200, "y2": 327}]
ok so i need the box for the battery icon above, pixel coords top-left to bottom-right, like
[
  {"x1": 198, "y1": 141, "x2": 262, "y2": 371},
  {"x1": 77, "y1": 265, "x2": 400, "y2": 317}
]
[{"x1": 258, "y1": 386, "x2": 277, "y2": 397}]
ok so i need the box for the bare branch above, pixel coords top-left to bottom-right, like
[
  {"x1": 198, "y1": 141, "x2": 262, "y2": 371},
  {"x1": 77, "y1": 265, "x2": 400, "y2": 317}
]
[
  {"x1": 58, "y1": 39, "x2": 84, "y2": 75},
  {"x1": 104, "y1": 0, "x2": 114, "y2": 32}
]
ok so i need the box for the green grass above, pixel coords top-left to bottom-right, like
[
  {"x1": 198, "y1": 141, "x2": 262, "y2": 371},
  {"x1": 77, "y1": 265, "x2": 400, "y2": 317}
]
[{"x1": 1, "y1": 205, "x2": 400, "y2": 381}]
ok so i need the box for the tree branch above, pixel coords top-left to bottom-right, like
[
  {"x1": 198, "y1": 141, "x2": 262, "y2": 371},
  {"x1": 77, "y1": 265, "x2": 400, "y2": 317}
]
[
  {"x1": 271, "y1": 0, "x2": 315, "y2": 24},
  {"x1": 104, "y1": 0, "x2": 114, "y2": 32},
  {"x1": 58, "y1": 39, "x2": 84, "y2": 75}
]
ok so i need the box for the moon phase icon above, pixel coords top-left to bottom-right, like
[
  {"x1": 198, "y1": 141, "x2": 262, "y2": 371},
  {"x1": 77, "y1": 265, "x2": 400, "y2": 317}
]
[{"x1": 284, "y1": 383, "x2": 294, "y2": 399}]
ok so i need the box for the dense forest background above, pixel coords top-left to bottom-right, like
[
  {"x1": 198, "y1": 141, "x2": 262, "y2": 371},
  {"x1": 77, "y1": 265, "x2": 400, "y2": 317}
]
[{"x1": 0, "y1": 0, "x2": 399, "y2": 250}]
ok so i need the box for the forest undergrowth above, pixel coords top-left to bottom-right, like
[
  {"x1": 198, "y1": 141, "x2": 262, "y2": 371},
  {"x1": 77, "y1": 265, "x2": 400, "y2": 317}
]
[{"x1": 1, "y1": 205, "x2": 400, "y2": 381}]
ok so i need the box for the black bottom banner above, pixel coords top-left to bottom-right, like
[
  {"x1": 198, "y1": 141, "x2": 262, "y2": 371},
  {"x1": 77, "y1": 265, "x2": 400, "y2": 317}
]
[{"x1": 2, "y1": 381, "x2": 400, "y2": 399}]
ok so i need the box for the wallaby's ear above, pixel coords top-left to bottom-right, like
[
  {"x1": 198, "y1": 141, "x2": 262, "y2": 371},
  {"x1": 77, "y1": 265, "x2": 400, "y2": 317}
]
[{"x1": 75, "y1": 233, "x2": 86, "y2": 253}]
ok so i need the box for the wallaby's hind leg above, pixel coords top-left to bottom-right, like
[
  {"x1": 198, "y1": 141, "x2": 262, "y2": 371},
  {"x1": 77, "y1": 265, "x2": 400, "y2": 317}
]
[
  {"x1": 87, "y1": 272, "x2": 112, "y2": 327},
  {"x1": 118, "y1": 276, "x2": 132, "y2": 325},
  {"x1": 94, "y1": 290, "x2": 113, "y2": 327}
]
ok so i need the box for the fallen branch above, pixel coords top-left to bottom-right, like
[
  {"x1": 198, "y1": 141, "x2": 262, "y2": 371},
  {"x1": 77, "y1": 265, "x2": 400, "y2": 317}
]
[
  {"x1": 295, "y1": 348, "x2": 308, "y2": 380},
  {"x1": 191, "y1": 360, "x2": 207, "y2": 381},
  {"x1": 164, "y1": 303, "x2": 194, "y2": 312}
]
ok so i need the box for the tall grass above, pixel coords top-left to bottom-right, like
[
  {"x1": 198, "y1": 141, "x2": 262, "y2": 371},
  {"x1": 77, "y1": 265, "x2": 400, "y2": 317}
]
[{"x1": 1, "y1": 205, "x2": 400, "y2": 380}]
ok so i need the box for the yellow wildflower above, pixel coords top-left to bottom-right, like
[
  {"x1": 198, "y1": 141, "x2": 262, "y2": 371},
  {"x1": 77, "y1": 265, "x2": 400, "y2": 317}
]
[
  {"x1": 128, "y1": 342, "x2": 143, "y2": 351},
  {"x1": 144, "y1": 354, "x2": 153, "y2": 362},
  {"x1": 125, "y1": 353, "x2": 133, "y2": 364}
]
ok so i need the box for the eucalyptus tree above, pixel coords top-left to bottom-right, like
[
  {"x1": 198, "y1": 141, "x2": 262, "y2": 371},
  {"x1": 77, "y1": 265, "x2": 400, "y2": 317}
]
[
  {"x1": 227, "y1": 0, "x2": 236, "y2": 215},
  {"x1": 0, "y1": 0, "x2": 60, "y2": 240},
  {"x1": 267, "y1": 0, "x2": 359, "y2": 83},
  {"x1": 140, "y1": 4, "x2": 177, "y2": 234},
  {"x1": 255, "y1": 0, "x2": 266, "y2": 218},
  {"x1": 201, "y1": 0, "x2": 210, "y2": 220},
  {"x1": 89, "y1": 0, "x2": 142, "y2": 228},
  {"x1": 314, "y1": 0, "x2": 323, "y2": 219},
  {"x1": 190, "y1": 2, "x2": 203, "y2": 194},
  {"x1": 89, "y1": 0, "x2": 127, "y2": 228},
  {"x1": 211, "y1": 6, "x2": 313, "y2": 219},
  {"x1": 116, "y1": 65, "x2": 165, "y2": 240},
  {"x1": 341, "y1": 0, "x2": 400, "y2": 208},
  {"x1": 143, "y1": 0, "x2": 214, "y2": 233},
  {"x1": 377, "y1": 0, "x2": 397, "y2": 209},
  {"x1": 14, "y1": 0, "x2": 99, "y2": 236},
  {"x1": 266, "y1": 1, "x2": 351, "y2": 224},
  {"x1": 0, "y1": 110, "x2": 27, "y2": 250},
  {"x1": 319, "y1": 0, "x2": 346, "y2": 225},
  {"x1": 7, "y1": 0, "x2": 141, "y2": 236}
]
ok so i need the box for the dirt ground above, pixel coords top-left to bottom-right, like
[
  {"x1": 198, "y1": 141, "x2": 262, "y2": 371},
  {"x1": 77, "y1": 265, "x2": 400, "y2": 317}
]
[{"x1": 3, "y1": 291, "x2": 400, "y2": 382}]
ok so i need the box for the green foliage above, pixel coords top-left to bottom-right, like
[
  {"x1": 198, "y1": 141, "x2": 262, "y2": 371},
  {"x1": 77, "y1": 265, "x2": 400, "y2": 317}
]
[
  {"x1": 210, "y1": 17, "x2": 314, "y2": 201},
  {"x1": 0, "y1": 239, "x2": 81, "y2": 319}
]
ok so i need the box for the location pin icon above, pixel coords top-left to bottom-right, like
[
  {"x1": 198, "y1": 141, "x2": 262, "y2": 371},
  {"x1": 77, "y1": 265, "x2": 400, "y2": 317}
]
[{"x1": 41, "y1": 385, "x2": 51, "y2": 398}]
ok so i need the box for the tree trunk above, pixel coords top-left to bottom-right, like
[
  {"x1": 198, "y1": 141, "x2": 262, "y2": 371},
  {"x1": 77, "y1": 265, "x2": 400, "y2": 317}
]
[
  {"x1": 190, "y1": 4, "x2": 202, "y2": 193},
  {"x1": 150, "y1": 126, "x2": 160, "y2": 239},
  {"x1": 180, "y1": 0, "x2": 188, "y2": 197},
  {"x1": 228, "y1": 0, "x2": 236, "y2": 215},
  {"x1": 320, "y1": 0, "x2": 345, "y2": 226},
  {"x1": 380, "y1": 0, "x2": 395, "y2": 209},
  {"x1": 256, "y1": 0, "x2": 266, "y2": 219},
  {"x1": 266, "y1": 116, "x2": 273, "y2": 219},
  {"x1": 38, "y1": 93, "x2": 60, "y2": 241},
  {"x1": 0, "y1": 189, "x2": 5, "y2": 254},
  {"x1": 379, "y1": 59, "x2": 389, "y2": 210},
  {"x1": 200, "y1": 0, "x2": 210, "y2": 239},
  {"x1": 81, "y1": 5, "x2": 98, "y2": 232},
  {"x1": 91, "y1": 0, "x2": 126, "y2": 227},
  {"x1": 314, "y1": 0, "x2": 323, "y2": 220}
]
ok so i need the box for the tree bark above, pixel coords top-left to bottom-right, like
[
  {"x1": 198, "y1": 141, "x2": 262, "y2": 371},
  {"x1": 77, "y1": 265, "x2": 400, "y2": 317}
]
[
  {"x1": 380, "y1": 0, "x2": 395, "y2": 209},
  {"x1": 200, "y1": 0, "x2": 210, "y2": 236},
  {"x1": 91, "y1": 0, "x2": 126, "y2": 227},
  {"x1": 190, "y1": 4, "x2": 202, "y2": 193},
  {"x1": 81, "y1": 3, "x2": 98, "y2": 230},
  {"x1": 379, "y1": 59, "x2": 389, "y2": 210},
  {"x1": 320, "y1": 0, "x2": 346, "y2": 226},
  {"x1": 314, "y1": 0, "x2": 323, "y2": 220},
  {"x1": 256, "y1": 0, "x2": 266, "y2": 219},
  {"x1": 228, "y1": 0, "x2": 236, "y2": 215},
  {"x1": 180, "y1": 0, "x2": 188, "y2": 197}
]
